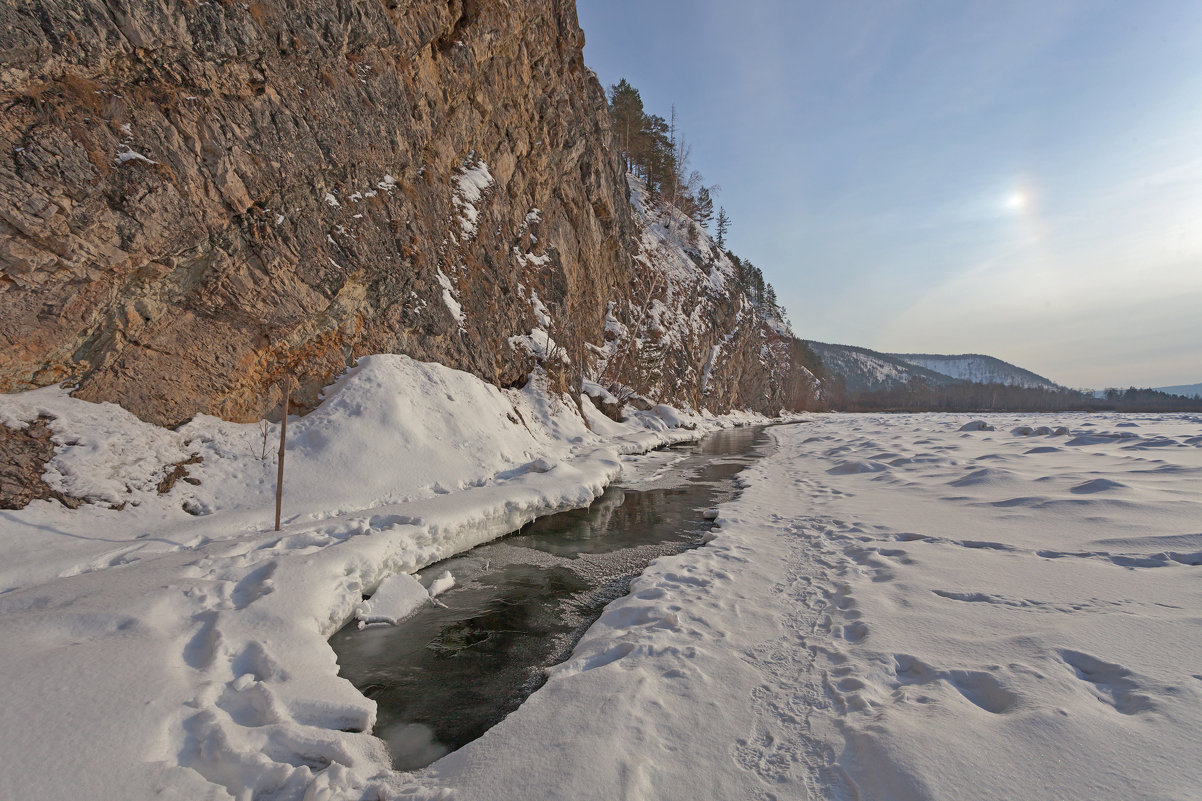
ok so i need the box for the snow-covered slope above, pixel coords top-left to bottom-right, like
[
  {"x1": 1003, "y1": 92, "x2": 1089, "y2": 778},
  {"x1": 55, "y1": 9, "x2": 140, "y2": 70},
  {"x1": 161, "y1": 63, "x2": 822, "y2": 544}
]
[
  {"x1": 1155, "y1": 381, "x2": 1202, "y2": 398},
  {"x1": 804, "y1": 341, "x2": 959, "y2": 394},
  {"x1": 891, "y1": 353, "x2": 1060, "y2": 389}
]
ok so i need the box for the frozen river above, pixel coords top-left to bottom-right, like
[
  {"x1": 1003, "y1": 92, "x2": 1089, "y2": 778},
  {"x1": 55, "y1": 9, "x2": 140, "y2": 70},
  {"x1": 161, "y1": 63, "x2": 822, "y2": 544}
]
[
  {"x1": 330, "y1": 426, "x2": 772, "y2": 769},
  {"x1": 423, "y1": 412, "x2": 1202, "y2": 801},
  {"x1": 3, "y1": 357, "x2": 1199, "y2": 801}
]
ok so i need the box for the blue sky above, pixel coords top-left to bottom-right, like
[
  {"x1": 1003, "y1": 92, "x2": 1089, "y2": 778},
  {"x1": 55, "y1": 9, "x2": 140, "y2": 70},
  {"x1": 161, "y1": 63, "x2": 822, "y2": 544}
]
[{"x1": 577, "y1": 0, "x2": 1202, "y2": 388}]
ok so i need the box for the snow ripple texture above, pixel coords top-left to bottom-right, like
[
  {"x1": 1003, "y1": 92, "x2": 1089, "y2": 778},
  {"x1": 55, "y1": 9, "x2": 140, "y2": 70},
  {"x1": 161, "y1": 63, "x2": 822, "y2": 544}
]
[{"x1": 427, "y1": 412, "x2": 1202, "y2": 801}]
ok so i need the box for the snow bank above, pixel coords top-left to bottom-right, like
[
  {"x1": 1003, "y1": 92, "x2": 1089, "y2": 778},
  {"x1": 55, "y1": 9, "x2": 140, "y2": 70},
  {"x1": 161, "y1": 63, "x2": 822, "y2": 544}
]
[
  {"x1": 0, "y1": 354, "x2": 600, "y2": 591},
  {"x1": 0, "y1": 354, "x2": 778, "y2": 801}
]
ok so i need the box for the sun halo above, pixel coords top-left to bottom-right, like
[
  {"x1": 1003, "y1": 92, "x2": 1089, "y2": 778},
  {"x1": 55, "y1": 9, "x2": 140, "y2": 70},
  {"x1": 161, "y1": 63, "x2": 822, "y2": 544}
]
[{"x1": 1004, "y1": 190, "x2": 1030, "y2": 212}]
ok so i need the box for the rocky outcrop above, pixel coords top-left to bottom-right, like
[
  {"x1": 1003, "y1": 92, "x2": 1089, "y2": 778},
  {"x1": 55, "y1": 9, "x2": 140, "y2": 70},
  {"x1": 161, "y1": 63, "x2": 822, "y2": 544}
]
[
  {"x1": 1, "y1": 0, "x2": 814, "y2": 425},
  {"x1": 592, "y1": 178, "x2": 819, "y2": 414},
  {"x1": 0, "y1": 416, "x2": 83, "y2": 508}
]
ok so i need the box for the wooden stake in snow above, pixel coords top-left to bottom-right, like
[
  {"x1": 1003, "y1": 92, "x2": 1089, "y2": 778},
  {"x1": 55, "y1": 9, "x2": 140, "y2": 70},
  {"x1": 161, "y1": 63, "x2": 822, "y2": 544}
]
[{"x1": 274, "y1": 378, "x2": 292, "y2": 531}]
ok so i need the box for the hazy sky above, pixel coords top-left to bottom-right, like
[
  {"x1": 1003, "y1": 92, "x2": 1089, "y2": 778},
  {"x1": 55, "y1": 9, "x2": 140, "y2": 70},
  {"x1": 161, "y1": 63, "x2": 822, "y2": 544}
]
[{"x1": 577, "y1": 0, "x2": 1202, "y2": 388}]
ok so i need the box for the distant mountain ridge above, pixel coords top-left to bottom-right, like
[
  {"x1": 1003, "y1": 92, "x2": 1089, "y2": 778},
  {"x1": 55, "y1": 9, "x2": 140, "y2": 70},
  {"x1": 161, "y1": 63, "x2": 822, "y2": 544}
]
[
  {"x1": 804, "y1": 342, "x2": 958, "y2": 395},
  {"x1": 1153, "y1": 382, "x2": 1202, "y2": 398},
  {"x1": 805, "y1": 341, "x2": 1061, "y2": 396},
  {"x1": 889, "y1": 353, "x2": 1059, "y2": 390}
]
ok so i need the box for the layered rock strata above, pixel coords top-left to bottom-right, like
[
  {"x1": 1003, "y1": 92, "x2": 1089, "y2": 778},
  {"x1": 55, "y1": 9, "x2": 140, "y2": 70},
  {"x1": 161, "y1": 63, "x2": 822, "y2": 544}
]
[{"x1": 0, "y1": 0, "x2": 813, "y2": 425}]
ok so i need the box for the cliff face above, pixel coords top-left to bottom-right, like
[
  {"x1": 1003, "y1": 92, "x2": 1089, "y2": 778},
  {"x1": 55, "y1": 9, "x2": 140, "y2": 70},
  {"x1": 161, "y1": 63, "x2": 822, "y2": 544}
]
[
  {"x1": 0, "y1": 0, "x2": 813, "y2": 425},
  {"x1": 593, "y1": 178, "x2": 817, "y2": 414}
]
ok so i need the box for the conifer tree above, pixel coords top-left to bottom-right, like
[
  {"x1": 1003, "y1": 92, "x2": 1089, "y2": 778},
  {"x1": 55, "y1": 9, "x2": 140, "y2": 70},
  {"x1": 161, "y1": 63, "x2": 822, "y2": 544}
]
[
  {"x1": 715, "y1": 207, "x2": 730, "y2": 248},
  {"x1": 608, "y1": 80, "x2": 644, "y2": 172},
  {"x1": 763, "y1": 284, "x2": 778, "y2": 316},
  {"x1": 643, "y1": 113, "x2": 672, "y2": 193},
  {"x1": 694, "y1": 186, "x2": 714, "y2": 228}
]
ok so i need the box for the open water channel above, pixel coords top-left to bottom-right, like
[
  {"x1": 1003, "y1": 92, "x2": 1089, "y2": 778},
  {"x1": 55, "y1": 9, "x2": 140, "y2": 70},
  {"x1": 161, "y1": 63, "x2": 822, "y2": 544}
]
[{"x1": 329, "y1": 424, "x2": 775, "y2": 769}]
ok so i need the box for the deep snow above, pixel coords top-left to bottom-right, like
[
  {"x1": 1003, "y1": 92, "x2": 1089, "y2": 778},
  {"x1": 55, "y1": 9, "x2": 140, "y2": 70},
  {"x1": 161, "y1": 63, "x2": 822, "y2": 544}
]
[
  {"x1": 0, "y1": 355, "x2": 777, "y2": 801},
  {"x1": 2, "y1": 362, "x2": 1199, "y2": 800},
  {"x1": 422, "y1": 412, "x2": 1202, "y2": 801}
]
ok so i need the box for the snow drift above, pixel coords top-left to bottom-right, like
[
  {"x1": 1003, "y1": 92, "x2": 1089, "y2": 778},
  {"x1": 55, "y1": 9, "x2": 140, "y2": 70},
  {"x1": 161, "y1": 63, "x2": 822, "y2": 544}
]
[{"x1": 0, "y1": 354, "x2": 777, "y2": 801}]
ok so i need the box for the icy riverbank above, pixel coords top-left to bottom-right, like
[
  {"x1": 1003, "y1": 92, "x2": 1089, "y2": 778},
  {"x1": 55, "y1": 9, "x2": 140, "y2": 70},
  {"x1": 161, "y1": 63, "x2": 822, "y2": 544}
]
[
  {"x1": 0, "y1": 355, "x2": 779, "y2": 801},
  {"x1": 421, "y1": 412, "x2": 1202, "y2": 800},
  {"x1": 5, "y1": 376, "x2": 1197, "y2": 800},
  {"x1": 331, "y1": 425, "x2": 773, "y2": 772}
]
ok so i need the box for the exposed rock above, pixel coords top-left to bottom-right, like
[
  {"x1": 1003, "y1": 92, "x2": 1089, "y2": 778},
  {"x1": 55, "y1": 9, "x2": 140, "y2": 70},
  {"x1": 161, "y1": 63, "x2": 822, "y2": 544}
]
[
  {"x1": 1, "y1": 0, "x2": 816, "y2": 424},
  {"x1": 593, "y1": 179, "x2": 820, "y2": 413},
  {"x1": 0, "y1": 415, "x2": 84, "y2": 509},
  {"x1": 156, "y1": 453, "x2": 203, "y2": 494}
]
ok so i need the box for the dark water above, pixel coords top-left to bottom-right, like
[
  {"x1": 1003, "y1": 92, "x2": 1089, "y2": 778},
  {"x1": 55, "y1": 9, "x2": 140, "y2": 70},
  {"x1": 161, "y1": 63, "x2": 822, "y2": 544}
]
[{"x1": 329, "y1": 425, "x2": 773, "y2": 770}]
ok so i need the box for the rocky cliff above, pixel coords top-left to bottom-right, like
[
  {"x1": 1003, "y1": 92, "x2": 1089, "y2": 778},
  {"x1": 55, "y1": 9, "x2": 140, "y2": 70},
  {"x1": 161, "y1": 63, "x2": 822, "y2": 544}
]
[
  {"x1": 1, "y1": 0, "x2": 814, "y2": 425},
  {"x1": 594, "y1": 178, "x2": 816, "y2": 414}
]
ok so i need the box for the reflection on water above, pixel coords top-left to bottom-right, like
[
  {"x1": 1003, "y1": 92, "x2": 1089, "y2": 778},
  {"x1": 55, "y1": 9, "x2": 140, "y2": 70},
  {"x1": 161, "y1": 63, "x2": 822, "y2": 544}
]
[{"x1": 329, "y1": 425, "x2": 773, "y2": 770}]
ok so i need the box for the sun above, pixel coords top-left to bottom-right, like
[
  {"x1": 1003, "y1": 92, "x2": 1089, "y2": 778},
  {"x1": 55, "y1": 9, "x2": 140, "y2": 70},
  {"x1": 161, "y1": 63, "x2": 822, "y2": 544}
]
[{"x1": 1004, "y1": 189, "x2": 1030, "y2": 212}]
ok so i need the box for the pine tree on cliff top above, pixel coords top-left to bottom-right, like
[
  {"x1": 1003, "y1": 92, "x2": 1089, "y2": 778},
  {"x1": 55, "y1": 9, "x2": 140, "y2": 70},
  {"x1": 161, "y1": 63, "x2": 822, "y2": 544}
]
[{"x1": 609, "y1": 79, "x2": 644, "y2": 173}]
